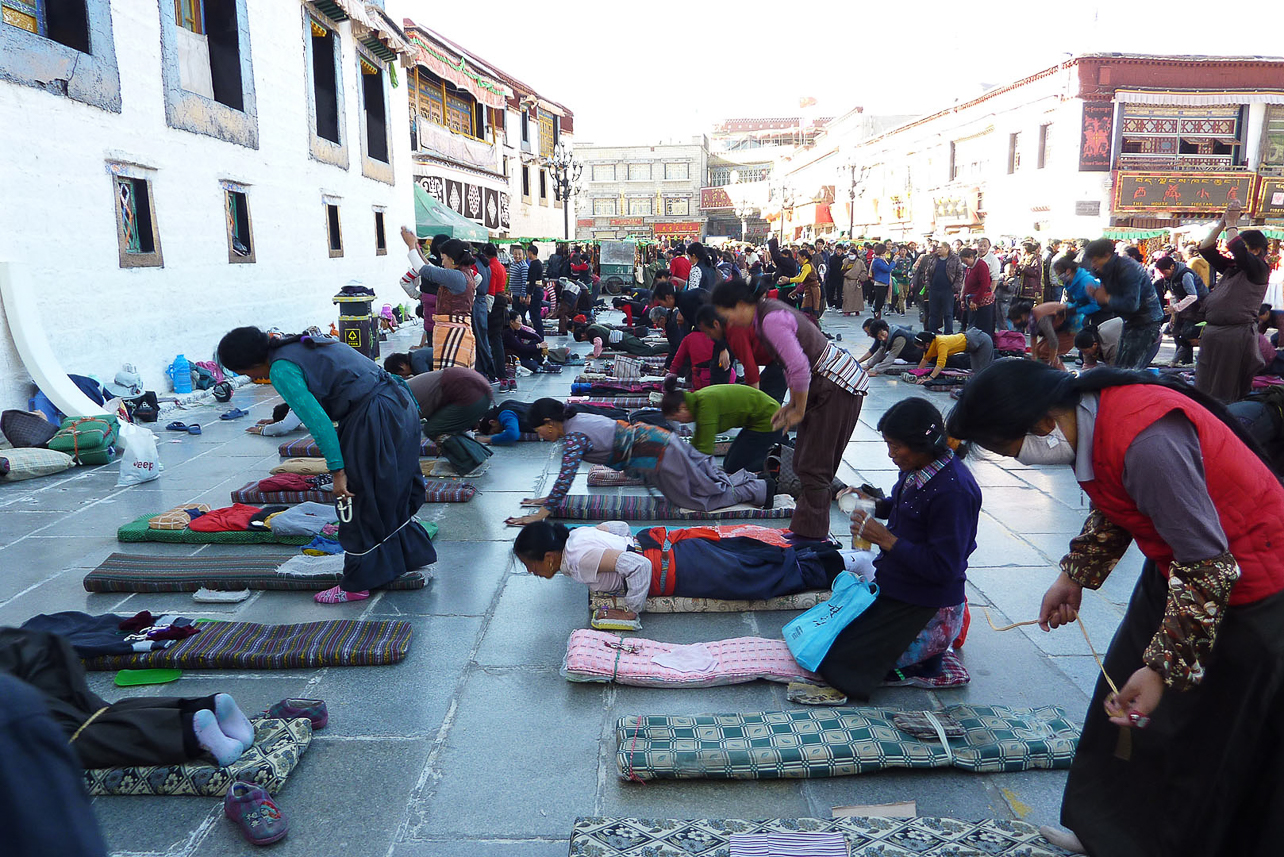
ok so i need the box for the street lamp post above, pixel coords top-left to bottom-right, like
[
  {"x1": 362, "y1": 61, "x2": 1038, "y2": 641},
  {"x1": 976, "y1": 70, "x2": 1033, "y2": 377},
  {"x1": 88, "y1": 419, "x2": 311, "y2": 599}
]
[{"x1": 551, "y1": 143, "x2": 582, "y2": 241}]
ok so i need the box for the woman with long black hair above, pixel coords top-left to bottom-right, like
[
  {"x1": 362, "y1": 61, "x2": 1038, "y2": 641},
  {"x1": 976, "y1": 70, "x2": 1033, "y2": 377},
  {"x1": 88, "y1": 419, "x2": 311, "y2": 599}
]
[
  {"x1": 946, "y1": 359, "x2": 1284, "y2": 857},
  {"x1": 217, "y1": 328, "x2": 436, "y2": 603}
]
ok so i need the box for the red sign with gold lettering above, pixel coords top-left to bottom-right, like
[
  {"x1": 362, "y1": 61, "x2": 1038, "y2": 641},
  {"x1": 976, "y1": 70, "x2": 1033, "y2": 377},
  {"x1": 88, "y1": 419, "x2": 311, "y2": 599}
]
[
  {"x1": 652, "y1": 221, "x2": 702, "y2": 236},
  {"x1": 609, "y1": 218, "x2": 644, "y2": 227},
  {"x1": 1113, "y1": 172, "x2": 1254, "y2": 213}
]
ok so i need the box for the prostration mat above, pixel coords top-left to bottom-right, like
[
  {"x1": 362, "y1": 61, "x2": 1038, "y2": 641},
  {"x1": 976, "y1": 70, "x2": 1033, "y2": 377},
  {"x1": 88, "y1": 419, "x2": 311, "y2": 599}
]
[
  {"x1": 614, "y1": 704, "x2": 1079, "y2": 780},
  {"x1": 590, "y1": 590, "x2": 828, "y2": 614},
  {"x1": 548, "y1": 495, "x2": 795, "y2": 521},
  {"x1": 232, "y1": 480, "x2": 475, "y2": 505},
  {"x1": 117, "y1": 514, "x2": 312, "y2": 545},
  {"x1": 81, "y1": 619, "x2": 413, "y2": 671},
  {"x1": 279, "y1": 435, "x2": 437, "y2": 458},
  {"x1": 82, "y1": 553, "x2": 430, "y2": 593},
  {"x1": 564, "y1": 630, "x2": 969, "y2": 691},
  {"x1": 564, "y1": 630, "x2": 816, "y2": 688},
  {"x1": 569, "y1": 817, "x2": 1073, "y2": 857},
  {"x1": 84, "y1": 717, "x2": 312, "y2": 797}
]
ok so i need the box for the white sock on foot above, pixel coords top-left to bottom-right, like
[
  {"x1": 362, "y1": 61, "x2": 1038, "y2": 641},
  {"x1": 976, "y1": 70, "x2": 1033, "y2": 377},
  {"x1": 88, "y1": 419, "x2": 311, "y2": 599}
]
[
  {"x1": 1038, "y1": 825, "x2": 1086, "y2": 854},
  {"x1": 193, "y1": 708, "x2": 244, "y2": 767},
  {"x1": 213, "y1": 693, "x2": 255, "y2": 751}
]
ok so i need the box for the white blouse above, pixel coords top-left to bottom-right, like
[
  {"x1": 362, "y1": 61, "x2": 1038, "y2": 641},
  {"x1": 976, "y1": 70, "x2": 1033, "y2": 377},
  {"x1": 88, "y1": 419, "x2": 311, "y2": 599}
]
[{"x1": 560, "y1": 521, "x2": 652, "y2": 612}]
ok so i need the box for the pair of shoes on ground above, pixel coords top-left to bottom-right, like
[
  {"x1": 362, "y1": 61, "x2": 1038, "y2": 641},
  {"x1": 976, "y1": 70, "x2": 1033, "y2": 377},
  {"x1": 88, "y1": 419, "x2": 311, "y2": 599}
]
[
  {"x1": 165, "y1": 421, "x2": 201, "y2": 435},
  {"x1": 219, "y1": 408, "x2": 250, "y2": 420}
]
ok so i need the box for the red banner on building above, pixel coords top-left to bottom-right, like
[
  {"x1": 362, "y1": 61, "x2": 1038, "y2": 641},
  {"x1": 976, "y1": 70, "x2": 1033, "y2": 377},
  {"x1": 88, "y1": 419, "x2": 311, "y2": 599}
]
[
  {"x1": 1113, "y1": 172, "x2": 1254, "y2": 212},
  {"x1": 1079, "y1": 101, "x2": 1113, "y2": 172},
  {"x1": 652, "y1": 221, "x2": 703, "y2": 236},
  {"x1": 576, "y1": 218, "x2": 595, "y2": 227},
  {"x1": 700, "y1": 187, "x2": 734, "y2": 210}
]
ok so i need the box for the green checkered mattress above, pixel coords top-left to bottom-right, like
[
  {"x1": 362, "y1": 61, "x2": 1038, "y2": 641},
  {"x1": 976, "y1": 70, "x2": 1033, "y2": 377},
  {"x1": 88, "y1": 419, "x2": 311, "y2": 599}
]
[
  {"x1": 570, "y1": 817, "x2": 1072, "y2": 856},
  {"x1": 117, "y1": 514, "x2": 313, "y2": 545},
  {"x1": 615, "y1": 704, "x2": 1079, "y2": 780},
  {"x1": 82, "y1": 553, "x2": 431, "y2": 593},
  {"x1": 84, "y1": 717, "x2": 310, "y2": 797}
]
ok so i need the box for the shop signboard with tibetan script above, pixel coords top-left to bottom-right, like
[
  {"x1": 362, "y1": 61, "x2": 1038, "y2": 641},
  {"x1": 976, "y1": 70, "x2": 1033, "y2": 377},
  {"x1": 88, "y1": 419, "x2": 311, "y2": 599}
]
[
  {"x1": 1113, "y1": 172, "x2": 1253, "y2": 213},
  {"x1": 610, "y1": 218, "x2": 644, "y2": 227},
  {"x1": 1079, "y1": 102, "x2": 1113, "y2": 171},
  {"x1": 1255, "y1": 178, "x2": 1284, "y2": 219}
]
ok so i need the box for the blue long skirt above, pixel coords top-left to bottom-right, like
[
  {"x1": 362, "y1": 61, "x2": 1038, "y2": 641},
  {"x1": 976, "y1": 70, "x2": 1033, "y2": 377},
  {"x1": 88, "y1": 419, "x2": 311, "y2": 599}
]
[
  {"x1": 669, "y1": 538, "x2": 840, "y2": 601},
  {"x1": 337, "y1": 383, "x2": 437, "y2": 591}
]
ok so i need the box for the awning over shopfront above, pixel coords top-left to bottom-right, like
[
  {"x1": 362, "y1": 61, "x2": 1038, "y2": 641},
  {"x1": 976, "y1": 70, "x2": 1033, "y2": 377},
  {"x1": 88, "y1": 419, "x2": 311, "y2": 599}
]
[
  {"x1": 1115, "y1": 89, "x2": 1284, "y2": 106},
  {"x1": 1103, "y1": 227, "x2": 1170, "y2": 239},
  {"x1": 414, "y1": 184, "x2": 488, "y2": 242}
]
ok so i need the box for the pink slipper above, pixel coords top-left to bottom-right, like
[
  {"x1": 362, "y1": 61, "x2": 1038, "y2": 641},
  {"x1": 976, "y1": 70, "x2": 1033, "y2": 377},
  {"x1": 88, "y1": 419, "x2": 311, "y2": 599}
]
[{"x1": 314, "y1": 586, "x2": 369, "y2": 604}]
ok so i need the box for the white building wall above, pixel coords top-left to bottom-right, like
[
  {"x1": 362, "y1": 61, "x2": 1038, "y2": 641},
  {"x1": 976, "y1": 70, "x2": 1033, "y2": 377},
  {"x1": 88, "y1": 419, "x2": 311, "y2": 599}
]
[{"x1": 0, "y1": 1, "x2": 413, "y2": 410}]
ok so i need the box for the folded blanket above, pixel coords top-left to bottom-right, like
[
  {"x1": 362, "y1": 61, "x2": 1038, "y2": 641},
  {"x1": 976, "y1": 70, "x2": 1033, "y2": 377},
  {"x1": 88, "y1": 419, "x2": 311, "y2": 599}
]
[
  {"x1": 569, "y1": 817, "x2": 1068, "y2": 857},
  {"x1": 82, "y1": 553, "x2": 429, "y2": 593},
  {"x1": 548, "y1": 494, "x2": 794, "y2": 521},
  {"x1": 267, "y1": 501, "x2": 337, "y2": 536},
  {"x1": 615, "y1": 704, "x2": 1079, "y2": 780},
  {"x1": 83, "y1": 717, "x2": 311, "y2": 797},
  {"x1": 270, "y1": 458, "x2": 331, "y2": 475},
  {"x1": 82, "y1": 619, "x2": 413, "y2": 670}
]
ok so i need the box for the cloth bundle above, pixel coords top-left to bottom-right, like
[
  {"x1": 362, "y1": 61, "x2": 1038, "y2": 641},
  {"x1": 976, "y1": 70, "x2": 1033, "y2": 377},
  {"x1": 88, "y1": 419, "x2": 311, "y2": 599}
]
[{"x1": 47, "y1": 414, "x2": 119, "y2": 464}]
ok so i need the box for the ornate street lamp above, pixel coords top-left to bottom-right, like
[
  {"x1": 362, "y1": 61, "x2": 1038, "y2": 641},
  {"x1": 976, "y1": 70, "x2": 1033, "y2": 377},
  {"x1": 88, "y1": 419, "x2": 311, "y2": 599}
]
[{"x1": 551, "y1": 143, "x2": 582, "y2": 241}]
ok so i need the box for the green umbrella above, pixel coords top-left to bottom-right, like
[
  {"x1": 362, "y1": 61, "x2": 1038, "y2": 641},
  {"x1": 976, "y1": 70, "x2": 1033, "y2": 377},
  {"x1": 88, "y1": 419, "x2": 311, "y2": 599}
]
[{"x1": 414, "y1": 184, "x2": 488, "y2": 242}]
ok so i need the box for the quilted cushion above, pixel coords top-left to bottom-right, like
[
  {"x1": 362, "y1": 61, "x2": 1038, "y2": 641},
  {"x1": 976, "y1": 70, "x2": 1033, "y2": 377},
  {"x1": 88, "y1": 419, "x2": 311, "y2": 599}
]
[
  {"x1": 0, "y1": 447, "x2": 74, "y2": 481},
  {"x1": 564, "y1": 630, "x2": 818, "y2": 688},
  {"x1": 83, "y1": 717, "x2": 311, "y2": 796},
  {"x1": 269, "y1": 458, "x2": 330, "y2": 475},
  {"x1": 587, "y1": 465, "x2": 644, "y2": 487},
  {"x1": 615, "y1": 704, "x2": 1080, "y2": 781},
  {"x1": 148, "y1": 504, "x2": 212, "y2": 530}
]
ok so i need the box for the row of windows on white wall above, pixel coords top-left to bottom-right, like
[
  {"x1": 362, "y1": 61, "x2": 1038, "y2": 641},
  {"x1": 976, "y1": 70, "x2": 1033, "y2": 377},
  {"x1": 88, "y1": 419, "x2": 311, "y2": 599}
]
[
  {"x1": 1, "y1": 0, "x2": 388, "y2": 162},
  {"x1": 588, "y1": 163, "x2": 693, "y2": 182},
  {"x1": 112, "y1": 173, "x2": 388, "y2": 268}
]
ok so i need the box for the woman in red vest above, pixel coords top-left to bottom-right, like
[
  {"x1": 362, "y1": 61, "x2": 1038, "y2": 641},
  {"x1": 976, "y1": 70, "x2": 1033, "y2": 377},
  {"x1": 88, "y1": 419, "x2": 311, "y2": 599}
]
[{"x1": 946, "y1": 359, "x2": 1284, "y2": 857}]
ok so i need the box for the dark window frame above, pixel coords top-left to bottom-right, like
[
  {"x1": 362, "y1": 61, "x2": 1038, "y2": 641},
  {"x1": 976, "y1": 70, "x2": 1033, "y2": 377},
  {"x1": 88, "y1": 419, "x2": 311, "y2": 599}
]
[
  {"x1": 110, "y1": 165, "x2": 163, "y2": 269},
  {"x1": 325, "y1": 202, "x2": 343, "y2": 257},
  {"x1": 223, "y1": 182, "x2": 254, "y2": 264},
  {"x1": 374, "y1": 208, "x2": 387, "y2": 255}
]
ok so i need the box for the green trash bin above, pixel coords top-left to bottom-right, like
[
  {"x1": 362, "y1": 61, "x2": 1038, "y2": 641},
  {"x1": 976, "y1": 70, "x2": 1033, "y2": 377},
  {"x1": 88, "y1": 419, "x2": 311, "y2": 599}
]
[{"x1": 333, "y1": 293, "x2": 378, "y2": 360}]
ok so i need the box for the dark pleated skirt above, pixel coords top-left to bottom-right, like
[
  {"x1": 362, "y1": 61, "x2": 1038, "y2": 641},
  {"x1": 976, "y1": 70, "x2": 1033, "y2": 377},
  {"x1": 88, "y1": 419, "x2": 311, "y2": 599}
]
[
  {"x1": 670, "y1": 538, "x2": 841, "y2": 601},
  {"x1": 1062, "y1": 560, "x2": 1284, "y2": 857},
  {"x1": 337, "y1": 383, "x2": 437, "y2": 591}
]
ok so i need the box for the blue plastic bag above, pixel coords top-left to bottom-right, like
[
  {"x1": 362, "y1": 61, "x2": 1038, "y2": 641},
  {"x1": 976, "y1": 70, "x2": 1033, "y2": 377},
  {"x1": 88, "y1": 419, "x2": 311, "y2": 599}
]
[{"x1": 783, "y1": 571, "x2": 879, "y2": 672}]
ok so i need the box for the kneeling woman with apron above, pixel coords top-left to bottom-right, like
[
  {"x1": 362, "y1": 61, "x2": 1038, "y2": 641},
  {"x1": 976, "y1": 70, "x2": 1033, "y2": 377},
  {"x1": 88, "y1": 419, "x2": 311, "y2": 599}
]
[
  {"x1": 504, "y1": 400, "x2": 771, "y2": 527},
  {"x1": 711, "y1": 279, "x2": 869, "y2": 540},
  {"x1": 217, "y1": 328, "x2": 436, "y2": 603}
]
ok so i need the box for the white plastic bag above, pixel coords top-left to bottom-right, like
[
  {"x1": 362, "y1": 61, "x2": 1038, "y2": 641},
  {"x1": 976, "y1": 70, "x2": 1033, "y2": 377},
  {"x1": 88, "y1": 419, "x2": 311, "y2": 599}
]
[{"x1": 116, "y1": 421, "x2": 163, "y2": 486}]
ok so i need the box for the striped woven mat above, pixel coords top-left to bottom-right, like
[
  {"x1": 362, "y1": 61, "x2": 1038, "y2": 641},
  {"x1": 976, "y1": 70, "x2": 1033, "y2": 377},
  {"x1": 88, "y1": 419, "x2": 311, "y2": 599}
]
[{"x1": 83, "y1": 553, "x2": 429, "y2": 593}]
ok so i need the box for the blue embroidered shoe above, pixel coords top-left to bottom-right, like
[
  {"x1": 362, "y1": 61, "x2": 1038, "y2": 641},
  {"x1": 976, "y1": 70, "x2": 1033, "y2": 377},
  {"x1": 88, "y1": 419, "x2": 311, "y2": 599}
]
[{"x1": 224, "y1": 781, "x2": 288, "y2": 845}]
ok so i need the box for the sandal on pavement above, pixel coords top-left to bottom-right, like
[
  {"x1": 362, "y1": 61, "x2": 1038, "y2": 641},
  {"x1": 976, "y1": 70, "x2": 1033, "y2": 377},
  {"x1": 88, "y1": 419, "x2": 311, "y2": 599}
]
[
  {"x1": 266, "y1": 698, "x2": 328, "y2": 730},
  {"x1": 187, "y1": 424, "x2": 202, "y2": 435},
  {"x1": 224, "y1": 781, "x2": 288, "y2": 846},
  {"x1": 220, "y1": 408, "x2": 250, "y2": 420},
  {"x1": 314, "y1": 585, "x2": 368, "y2": 604},
  {"x1": 165, "y1": 422, "x2": 188, "y2": 432}
]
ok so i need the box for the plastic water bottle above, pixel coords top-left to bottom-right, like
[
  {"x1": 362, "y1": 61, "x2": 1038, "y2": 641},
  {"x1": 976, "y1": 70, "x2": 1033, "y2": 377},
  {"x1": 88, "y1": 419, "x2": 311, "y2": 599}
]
[{"x1": 169, "y1": 354, "x2": 192, "y2": 394}]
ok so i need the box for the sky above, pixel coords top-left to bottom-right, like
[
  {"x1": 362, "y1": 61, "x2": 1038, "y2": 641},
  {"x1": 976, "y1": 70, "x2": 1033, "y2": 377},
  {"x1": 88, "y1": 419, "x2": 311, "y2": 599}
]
[{"x1": 388, "y1": 0, "x2": 1284, "y2": 145}]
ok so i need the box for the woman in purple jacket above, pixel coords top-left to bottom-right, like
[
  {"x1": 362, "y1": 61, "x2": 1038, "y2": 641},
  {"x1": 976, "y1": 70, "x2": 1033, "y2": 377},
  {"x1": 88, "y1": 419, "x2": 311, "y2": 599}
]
[{"x1": 819, "y1": 397, "x2": 981, "y2": 699}]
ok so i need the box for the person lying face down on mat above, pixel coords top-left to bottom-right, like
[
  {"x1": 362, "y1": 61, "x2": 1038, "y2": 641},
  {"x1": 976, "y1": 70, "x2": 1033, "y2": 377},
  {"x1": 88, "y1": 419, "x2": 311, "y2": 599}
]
[
  {"x1": 217, "y1": 327, "x2": 436, "y2": 604},
  {"x1": 503, "y1": 398, "x2": 775, "y2": 527},
  {"x1": 818, "y1": 397, "x2": 981, "y2": 701},
  {"x1": 476, "y1": 399, "x2": 627, "y2": 446},
  {"x1": 659, "y1": 376, "x2": 783, "y2": 475},
  {"x1": 245, "y1": 403, "x2": 303, "y2": 436},
  {"x1": 513, "y1": 521, "x2": 864, "y2": 619}
]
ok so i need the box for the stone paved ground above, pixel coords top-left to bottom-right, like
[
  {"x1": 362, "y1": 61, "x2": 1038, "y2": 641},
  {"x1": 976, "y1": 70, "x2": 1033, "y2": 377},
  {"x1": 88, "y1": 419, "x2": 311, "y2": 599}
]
[{"x1": 0, "y1": 310, "x2": 1146, "y2": 856}]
